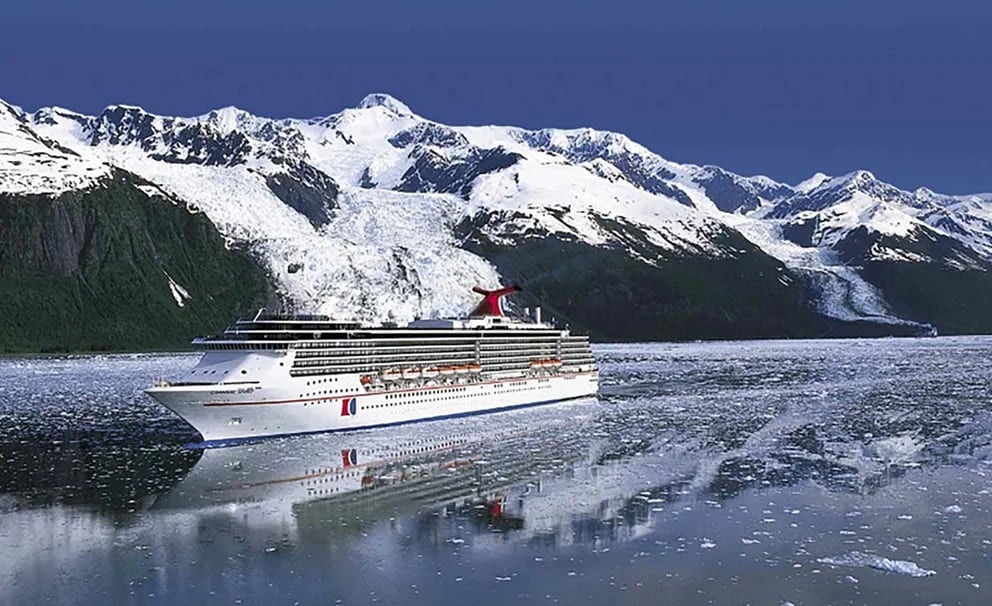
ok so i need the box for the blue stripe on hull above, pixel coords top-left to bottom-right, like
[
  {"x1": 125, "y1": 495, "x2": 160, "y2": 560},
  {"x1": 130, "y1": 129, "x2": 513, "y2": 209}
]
[{"x1": 184, "y1": 394, "x2": 598, "y2": 450}]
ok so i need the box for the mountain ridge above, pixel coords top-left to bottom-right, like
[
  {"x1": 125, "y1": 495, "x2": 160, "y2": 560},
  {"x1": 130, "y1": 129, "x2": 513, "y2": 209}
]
[{"x1": 2, "y1": 92, "x2": 991, "y2": 348}]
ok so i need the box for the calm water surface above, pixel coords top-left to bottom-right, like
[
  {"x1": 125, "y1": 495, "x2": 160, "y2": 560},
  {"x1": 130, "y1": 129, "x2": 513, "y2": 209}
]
[{"x1": 2, "y1": 338, "x2": 992, "y2": 605}]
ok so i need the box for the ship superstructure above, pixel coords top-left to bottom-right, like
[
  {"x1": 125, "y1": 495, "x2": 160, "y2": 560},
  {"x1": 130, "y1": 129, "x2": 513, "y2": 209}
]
[{"x1": 146, "y1": 286, "x2": 598, "y2": 442}]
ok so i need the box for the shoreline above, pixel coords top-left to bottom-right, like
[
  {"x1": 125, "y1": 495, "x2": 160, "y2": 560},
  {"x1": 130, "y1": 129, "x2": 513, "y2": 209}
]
[{"x1": 3, "y1": 333, "x2": 987, "y2": 358}]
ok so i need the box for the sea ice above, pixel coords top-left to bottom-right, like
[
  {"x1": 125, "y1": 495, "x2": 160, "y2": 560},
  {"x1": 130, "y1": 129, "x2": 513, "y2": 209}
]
[{"x1": 817, "y1": 551, "x2": 936, "y2": 577}]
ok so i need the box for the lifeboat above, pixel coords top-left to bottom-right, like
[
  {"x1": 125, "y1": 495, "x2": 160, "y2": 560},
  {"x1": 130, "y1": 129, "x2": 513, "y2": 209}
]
[
  {"x1": 422, "y1": 366, "x2": 440, "y2": 379},
  {"x1": 401, "y1": 367, "x2": 421, "y2": 380},
  {"x1": 438, "y1": 366, "x2": 456, "y2": 376},
  {"x1": 549, "y1": 359, "x2": 563, "y2": 368},
  {"x1": 381, "y1": 368, "x2": 402, "y2": 382},
  {"x1": 359, "y1": 374, "x2": 373, "y2": 385},
  {"x1": 454, "y1": 365, "x2": 470, "y2": 375},
  {"x1": 467, "y1": 363, "x2": 482, "y2": 373}
]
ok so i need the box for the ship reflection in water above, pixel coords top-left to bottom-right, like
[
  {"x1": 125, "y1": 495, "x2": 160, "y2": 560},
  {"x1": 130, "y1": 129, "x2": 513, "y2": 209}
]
[
  {"x1": 152, "y1": 400, "x2": 703, "y2": 551},
  {"x1": 152, "y1": 398, "x2": 647, "y2": 546},
  {"x1": 3, "y1": 339, "x2": 992, "y2": 604}
]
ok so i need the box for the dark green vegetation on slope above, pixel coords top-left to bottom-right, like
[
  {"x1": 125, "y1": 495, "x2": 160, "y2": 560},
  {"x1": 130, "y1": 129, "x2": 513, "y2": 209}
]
[
  {"x1": 0, "y1": 174, "x2": 965, "y2": 352},
  {"x1": 858, "y1": 262, "x2": 992, "y2": 335},
  {"x1": 0, "y1": 172, "x2": 272, "y2": 353},
  {"x1": 457, "y1": 212, "x2": 909, "y2": 341},
  {"x1": 834, "y1": 226, "x2": 992, "y2": 335}
]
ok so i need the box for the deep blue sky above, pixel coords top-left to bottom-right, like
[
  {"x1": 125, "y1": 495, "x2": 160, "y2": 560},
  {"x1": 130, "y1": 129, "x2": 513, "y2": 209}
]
[{"x1": 3, "y1": 0, "x2": 991, "y2": 193}]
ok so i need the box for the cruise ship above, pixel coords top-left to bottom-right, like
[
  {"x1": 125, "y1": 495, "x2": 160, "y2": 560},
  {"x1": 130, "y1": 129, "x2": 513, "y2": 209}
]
[{"x1": 146, "y1": 285, "x2": 599, "y2": 442}]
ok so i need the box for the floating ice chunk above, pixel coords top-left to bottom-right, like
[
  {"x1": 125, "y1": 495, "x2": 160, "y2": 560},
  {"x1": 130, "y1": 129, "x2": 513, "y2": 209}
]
[
  {"x1": 817, "y1": 551, "x2": 936, "y2": 577},
  {"x1": 944, "y1": 505, "x2": 963, "y2": 514},
  {"x1": 863, "y1": 435, "x2": 922, "y2": 465}
]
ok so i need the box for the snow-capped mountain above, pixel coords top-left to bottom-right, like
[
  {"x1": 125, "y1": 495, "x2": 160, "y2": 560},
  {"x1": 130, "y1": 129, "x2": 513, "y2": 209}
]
[
  {"x1": 25, "y1": 97, "x2": 505, "y2": 324},
  {"x1": 763, "y1": 169, "x2": 992, "y2": 264},
  {"x1": 22, "y1": 95, "x2": 769, "y2": 325},
  {"x1": 742, "y1": 169, "x2": 992, "y2": 331},
  {"x1": 3, "y1": 92, "x2": 992, "y2": 348},
  {"x1": 0, "y1": 100, "x2": 110, "y2": 195}
]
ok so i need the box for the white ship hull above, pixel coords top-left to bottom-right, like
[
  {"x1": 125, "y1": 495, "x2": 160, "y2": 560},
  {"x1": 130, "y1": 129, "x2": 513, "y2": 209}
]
[{"x1": 147, "y1": 361, "x2": 598, "y2": 443}]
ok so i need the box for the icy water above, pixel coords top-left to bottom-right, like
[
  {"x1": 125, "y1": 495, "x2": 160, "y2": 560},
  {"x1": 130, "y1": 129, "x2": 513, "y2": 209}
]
[{"x1": 2, "y1": 339, "x2": 992, "y2": 605}]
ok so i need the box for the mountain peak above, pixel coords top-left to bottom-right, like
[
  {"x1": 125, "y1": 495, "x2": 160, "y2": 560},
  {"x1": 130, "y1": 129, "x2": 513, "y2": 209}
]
[
  {"x1": 93, "y1": 104, "x2": 156, "y2": 125},
  {"x1": 809, "y1": 169, "x2": 878, "y2": 193},
  {"x1": 31, "y1": 106, "x2": 90, "y2": 129},
  {"x1": 205, "y1": 105, "x2": 248, "y2": 119},
  {"x1": 840, "y1": 169, "x2": 876, "y2": 186},
  {"x1": 201, "y1": 105, "x2": 255, "y2": 133},
  {"x1": 355, "y1": 93, "x2": 414, "y2": 116},
  {"x1": 795, "y1": 172, "x2": 830, "y2": 193},
  {"x1": 0, "y1": 99, "x2": 25, "y2": 122},
  {"x1": 102, "y1": 103, "x2": 150, "y2": 114}
]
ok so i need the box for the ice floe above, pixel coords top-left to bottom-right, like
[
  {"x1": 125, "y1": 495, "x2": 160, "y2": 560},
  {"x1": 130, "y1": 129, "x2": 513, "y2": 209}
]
[{"x1": 817, "y1": 551, "x2": 936, "y2": 577}]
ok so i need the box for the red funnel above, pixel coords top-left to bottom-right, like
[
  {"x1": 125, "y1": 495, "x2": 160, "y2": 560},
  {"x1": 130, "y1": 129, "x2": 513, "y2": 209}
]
[{"x1": 469, "y1": 285, "x2": 521, "y2": 317}]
